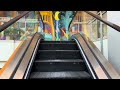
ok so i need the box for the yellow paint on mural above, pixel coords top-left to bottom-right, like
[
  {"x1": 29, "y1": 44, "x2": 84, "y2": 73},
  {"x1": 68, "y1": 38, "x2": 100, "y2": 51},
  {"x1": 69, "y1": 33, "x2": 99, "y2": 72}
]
[
  {"x1": 39, "y1": 11, "x2": 55, "y2": 40},
  {"x1": 34, "y1": 24, "x2": 38, "y2": 32},
  {"x1": 54, "y1": 11, "x2": 60, "y2": 20},
  {"x1": 61, "y1": 29, "x2": 68, "y2": 39}
]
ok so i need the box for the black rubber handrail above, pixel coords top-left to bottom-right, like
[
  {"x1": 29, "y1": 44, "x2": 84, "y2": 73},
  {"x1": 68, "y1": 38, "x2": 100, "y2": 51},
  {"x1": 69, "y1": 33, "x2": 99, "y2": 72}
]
[
  {"x1": 85, "y1": 11, "x2": 120, "y2": 32},
  {"x1": 0, "y1": 11, "x2": 30, "y2": 32}
]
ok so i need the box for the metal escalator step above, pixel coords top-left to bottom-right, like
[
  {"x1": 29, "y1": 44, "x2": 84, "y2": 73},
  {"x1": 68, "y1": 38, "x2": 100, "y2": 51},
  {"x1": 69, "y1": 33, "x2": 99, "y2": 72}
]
[
  {"x1": 28, "y1": 40, "x2": 93, "y2": 79},
  {"x1": 34, "y1": 59, "x2": 84, "y2": 62},
  {"x1": 38, "y1": 43, "x2": 78, "y2": 50},
  {"x1": 31, "y1": 59, "x2": 87, "y2": 72},
  {"x1": 36, "y1": 50, "x2": 83, "y2": 59},
  {"x1": 40, "y1": 41, "x2": 76, "y2": 44},
  {"x1": 29, "y1": 71, "x2": 92, "y2": 79}
]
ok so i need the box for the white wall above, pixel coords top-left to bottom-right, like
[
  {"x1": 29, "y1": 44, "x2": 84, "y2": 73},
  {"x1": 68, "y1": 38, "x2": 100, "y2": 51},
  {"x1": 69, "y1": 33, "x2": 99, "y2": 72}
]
[
  {"x1": 107, "y1": 11, "x2": 120, "y2": 73},
  {"x1": 0, "y1": 40, "x2": 21, "y2": 68},
  {"x1": 93, "y1": 39, "x2": 108, "y2": 60}
]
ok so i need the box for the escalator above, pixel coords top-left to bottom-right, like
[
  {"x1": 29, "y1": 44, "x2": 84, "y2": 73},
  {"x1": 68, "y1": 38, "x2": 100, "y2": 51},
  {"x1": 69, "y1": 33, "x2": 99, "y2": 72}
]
[
  {"x1": 28, "y1": 40, "x2": 93, "y2": 79},
  {"x1": 1, "y1": 33, "x2": 119, "y2": 79},
  {"x1": 0, "y1": 11, "x2": 120, "y2": 79}
]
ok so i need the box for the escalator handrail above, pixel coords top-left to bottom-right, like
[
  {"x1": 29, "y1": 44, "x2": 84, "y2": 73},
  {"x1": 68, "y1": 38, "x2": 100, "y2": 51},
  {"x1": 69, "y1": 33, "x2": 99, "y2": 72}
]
[
  {"x1": 85, "y1": 11, "x2": 120, "y2": 32},
  {"x1": 81, "y1": 33, "x2": 120, "y2": 79},
  {"x1": 70, "y1": 33, "x2": 120, "y2": 79},
  {"x1": 69, "y1": 34, "x2": 108, "y2": 79},
  {"x1": 0, "y1": 33, "x2": 35, "y2": 79},
  {"x1": 0, "y1": 11, "x2": 30, "y2": 32},
  {"x1": 13, "y1": 33, "x2": 43, "y2": 79}
]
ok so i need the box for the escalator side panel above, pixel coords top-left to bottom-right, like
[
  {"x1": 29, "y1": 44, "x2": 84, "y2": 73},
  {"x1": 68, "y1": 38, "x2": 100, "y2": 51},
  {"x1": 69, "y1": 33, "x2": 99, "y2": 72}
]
[
  {"x1": 13, "y1": 33, "x2": 43, "y2": 79},
  {"x1": 81, "y1": 33, "x2": 120, "y2": 79},
  {"x1": 71, "y1": 34, "x2": 109, "y2": 79},
  {"x1": 0, "y1": 38, "x2": 32, "y2": 79}
]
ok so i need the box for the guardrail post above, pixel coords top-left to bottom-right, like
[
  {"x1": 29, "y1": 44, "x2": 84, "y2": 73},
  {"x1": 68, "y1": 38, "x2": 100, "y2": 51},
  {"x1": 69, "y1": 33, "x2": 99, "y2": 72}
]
[{"x1": 99, "y1": 11, "x2": 103, "y2": 54}]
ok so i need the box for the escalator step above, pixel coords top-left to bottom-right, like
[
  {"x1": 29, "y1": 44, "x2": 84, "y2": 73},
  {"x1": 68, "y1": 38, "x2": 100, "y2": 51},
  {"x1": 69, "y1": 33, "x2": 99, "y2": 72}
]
[
  {"x1": 36, "y1": 50, "x2": 83, "y2": 59},
  {"x1": 39, "y1": 43, "x2": 78, "y2": 50},
  {"x1": 29, "y1": 71, "x2": 92, "y2": 79},
  {"x1": 35, "y1": 59, "x2": 84, "y2": 62},
  {"x1": 28, "y1": 40, "x2": 93, "y2": 79},
  {"x1": 40, "y1": 41, "x2": 76, "y2": 44},
  {"x1": 31, "y1": 59, "x2": 87, "y2": 72}
]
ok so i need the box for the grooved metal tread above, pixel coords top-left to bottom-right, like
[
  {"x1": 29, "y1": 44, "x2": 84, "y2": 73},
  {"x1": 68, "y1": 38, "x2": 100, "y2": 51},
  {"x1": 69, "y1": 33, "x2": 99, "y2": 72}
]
[
  {"x1": 38, "y1": 43, "x2": 78, "y2": 50},
  {"x1": 38, "y1": 50, "x2": 80, "y2": 51},
  {"x1": 30, "y1": 71, "x2": 91, "y2": 79},
  {"x1": 35, "y1": 59, "x2": 84, "y2": 62},
  {"x1": 40, "y1": 41, "x2": 75, "y2": 43},
  {"x1": 40, "y1": 43, "x2": 76, "y2": 44},
  {"x1": 36, "y1": 50, "x2": 82, "y2": 59},
  {"x1": 29, "y1": 40, "x2": 92, "y2": 79}
]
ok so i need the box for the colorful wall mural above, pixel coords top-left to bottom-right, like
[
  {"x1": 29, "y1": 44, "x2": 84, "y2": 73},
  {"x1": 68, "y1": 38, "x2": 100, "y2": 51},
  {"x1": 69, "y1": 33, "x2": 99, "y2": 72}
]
[
  {"x1": 0, "y1": 11, "x2": 79, "y2": 41},
  {"x1": 39, "y1": 11, "x2": 76, "y2": 41}
]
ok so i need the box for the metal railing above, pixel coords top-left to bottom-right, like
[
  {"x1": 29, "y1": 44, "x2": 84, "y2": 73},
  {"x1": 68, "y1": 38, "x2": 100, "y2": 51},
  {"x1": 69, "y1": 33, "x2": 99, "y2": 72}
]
[
  {"x1": 85, "y1": 11, "x2": 120, "y2": 32},
  {"x1": 0, "y1": 11, "x2": 30, "y2": 32}
]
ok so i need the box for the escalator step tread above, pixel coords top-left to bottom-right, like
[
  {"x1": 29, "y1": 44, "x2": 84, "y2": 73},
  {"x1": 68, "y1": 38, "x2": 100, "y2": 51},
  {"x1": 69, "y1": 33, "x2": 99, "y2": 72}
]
[
  {"x1": 32, "y1": 59, "x2": 86, "y2": 72},
  {"x1": 36, "y1": 50, "x2": 82, "y2": 59},
  {"x1": 34, "y1": 59, "x2": 84, "y2": 62},
  {"x1": 40, "y1": 41, "x2": 75, "y2": 43},
  {"x1": 40, "y1": 43, "x2": 76, "y2": 44},
  {"x1": 30, "y1": 71, "x2": 91, "y2": 79},
  {"x1": 28, "y1": 40, "x2": 93, "y2": 79},
  {"x1": 39, "y1": 43, "x2": 78, "y2": 50},
  {"x1": 38, "y1": 50, "x2": 80, "y2": 51}
]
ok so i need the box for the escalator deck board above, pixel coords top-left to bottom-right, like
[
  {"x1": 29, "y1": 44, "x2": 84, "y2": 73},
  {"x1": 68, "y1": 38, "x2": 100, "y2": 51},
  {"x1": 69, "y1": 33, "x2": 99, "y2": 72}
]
[{"x1": 29, "y1": 71, "x2": 92, "y2": 79}]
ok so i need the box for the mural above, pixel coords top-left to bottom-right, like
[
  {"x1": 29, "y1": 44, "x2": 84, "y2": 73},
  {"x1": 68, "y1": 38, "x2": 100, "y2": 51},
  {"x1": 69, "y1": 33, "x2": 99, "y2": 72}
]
[
  {"x1": 40, "y1": 11, "x2": 75, "y2": 41},
  {"x1": 53, "y1": 11, "x2": 76, "y2": 40},
  {"x1": 0, "y1": 11, "x2": 108, "y2": 41},
  {"x1": 0, "y1": 11, "x2": 77, "y2": 41}
]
